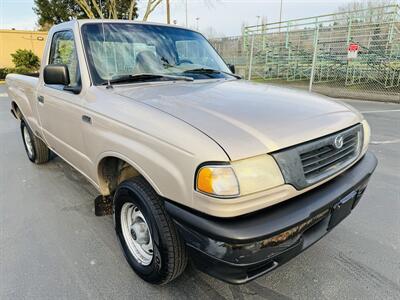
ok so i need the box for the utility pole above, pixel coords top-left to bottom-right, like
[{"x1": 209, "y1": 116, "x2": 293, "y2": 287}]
[
  {"x1": 166, "y1": 0, "x2": 171, "y2": 24},
  {"x1": 185, "y1": 0, "x2": 188, "y2": 27},
  {"x1": 279, "y1": 0, "x2": 283, "y2": 32},
  {"x1": 196, "y1": 17, "x2": 200, "y2": 31},
  {"x1": 256, "y1": 15, "x2": 261, "y2": 38}
]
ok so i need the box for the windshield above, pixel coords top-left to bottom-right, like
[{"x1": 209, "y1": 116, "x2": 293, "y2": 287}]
[{"x1": 81, "y1": 23, "x2": 232, "y2": 85}]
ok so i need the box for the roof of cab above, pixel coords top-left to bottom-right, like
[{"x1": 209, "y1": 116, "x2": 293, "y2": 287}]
[{"x1": 51, "y1": 19, "x2": 196, "y2": 33}]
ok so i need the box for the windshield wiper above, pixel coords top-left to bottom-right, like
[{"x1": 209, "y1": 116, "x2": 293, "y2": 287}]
[
  {"x1": 183, "y1": 68, "x2": 241, "y2": 79},
  {"x1": 102, "y1": 73, "x2": 194, "y2": 86}
]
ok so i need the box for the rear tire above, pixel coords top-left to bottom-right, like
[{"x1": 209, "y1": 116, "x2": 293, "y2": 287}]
[
  {"x1": 114, "y1": 177, "x2": 188, "y2": 285},
  {"x1": 21, "y1": 120, "x2": 50, "y2": 164}
]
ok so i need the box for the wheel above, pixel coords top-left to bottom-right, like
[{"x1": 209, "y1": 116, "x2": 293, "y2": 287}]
[
  {"x1": 21, "y1": 120, "x2": 50, "y2": 164},
  {"x1": 114, "y1": 177, "x2": 188, "y2": 285}
]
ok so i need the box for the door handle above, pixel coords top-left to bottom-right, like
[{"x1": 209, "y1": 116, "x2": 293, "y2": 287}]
[
  {"x1": 82, "y1": 115, "x2": 92, "y2": 124},
  {"x1": 37, "y1": 95, "x2": 44, "y2": 103}
]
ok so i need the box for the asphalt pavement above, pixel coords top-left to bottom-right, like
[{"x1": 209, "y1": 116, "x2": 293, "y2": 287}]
[{"x1": 0, "y1": 84, "x2": 399, "y2": 300}]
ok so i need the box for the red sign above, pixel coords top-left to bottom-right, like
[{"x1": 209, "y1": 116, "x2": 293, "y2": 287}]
[
  {"x1": 348, "y1": 43, "x2": 359, "y2": 52},
  {"x1": 348, "y1": 43, "x2": 359, "y2": 59}
]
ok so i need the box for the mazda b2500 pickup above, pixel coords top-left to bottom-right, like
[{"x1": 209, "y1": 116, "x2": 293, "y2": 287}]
[{"x1": 6, "y1": 20, "x2": 377, "y2": 285}]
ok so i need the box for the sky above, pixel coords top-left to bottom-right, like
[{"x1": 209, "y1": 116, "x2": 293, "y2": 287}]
[{"x1": 0, "y1": 0, "x2": 395, "y2": 36}]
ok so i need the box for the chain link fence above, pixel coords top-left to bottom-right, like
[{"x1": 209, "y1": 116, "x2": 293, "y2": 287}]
[{"x1": 211, "y1": 5, "x2": 400, "y2": 102}]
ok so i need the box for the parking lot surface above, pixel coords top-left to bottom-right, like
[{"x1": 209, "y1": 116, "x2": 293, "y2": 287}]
[{"x1": 0, "y1": 84, "x2": 399, "y2": 299}]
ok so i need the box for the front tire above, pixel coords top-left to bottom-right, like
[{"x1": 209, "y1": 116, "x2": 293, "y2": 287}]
[
  {"x1": 114, "y1": 177, "x2": 188, "y2": 285},
  {"x1": 21, "y1": 120, "x2": 50, "y2": 164}
]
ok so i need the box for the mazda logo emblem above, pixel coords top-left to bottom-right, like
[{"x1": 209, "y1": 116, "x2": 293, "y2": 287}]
[{"x1": 333, "y1": 135, "x2": 344, "y2": 149}]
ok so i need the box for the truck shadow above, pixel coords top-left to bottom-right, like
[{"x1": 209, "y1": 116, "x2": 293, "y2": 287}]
[{"x1": 159, "y1": 263, "x2": 292, "y2": 300}]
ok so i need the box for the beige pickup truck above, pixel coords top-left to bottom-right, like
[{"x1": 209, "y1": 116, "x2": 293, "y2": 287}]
[{"x1": 6, "y1": 20, "x2": 377, "y2": 285}]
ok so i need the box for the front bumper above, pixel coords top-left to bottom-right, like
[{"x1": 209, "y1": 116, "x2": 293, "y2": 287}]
[{"x1": 165, "y1": 151, "x2": 378, "y2": 284}]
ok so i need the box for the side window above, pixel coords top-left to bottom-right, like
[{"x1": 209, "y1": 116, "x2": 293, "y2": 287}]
[{"x1": 49, "y1": 31, "x2": 79, "y2": 87}]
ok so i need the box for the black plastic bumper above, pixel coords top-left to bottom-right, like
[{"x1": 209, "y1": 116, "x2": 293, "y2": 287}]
[{"x1": 165, "y1": 151, "x2": 378, "y2": 284}]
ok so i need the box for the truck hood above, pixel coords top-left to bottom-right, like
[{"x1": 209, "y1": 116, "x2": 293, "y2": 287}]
[{"x1": 115, "y1": 80, "x2": 362, "y2": 160}]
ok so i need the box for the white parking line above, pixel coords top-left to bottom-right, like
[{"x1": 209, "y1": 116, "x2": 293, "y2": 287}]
[
  {"x1": 371, "y1": 139, "x2": 400, "y2": 145},
  {"x1": 361, "y1": 109, "x2": 400, "y2": 113},
  {"x1": 0, "y1": 93, "x2": 8, "y2": 98}
]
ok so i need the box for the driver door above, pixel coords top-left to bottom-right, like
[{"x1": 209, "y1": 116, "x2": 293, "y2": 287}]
[{"x1": 37, "y1": 30, "x2": 91, "y2": 175}]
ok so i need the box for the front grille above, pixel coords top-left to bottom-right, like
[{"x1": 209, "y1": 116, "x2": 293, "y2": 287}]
[
  {"x1": 300, "y1": 130, "x2": 360, "y2": 180},
  {"x1": 272, "y1": 124, "x2": 363, "y2": 189}
]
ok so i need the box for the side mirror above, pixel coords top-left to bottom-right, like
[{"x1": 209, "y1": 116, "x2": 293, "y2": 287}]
[
  {"x1": 228, "y1": 64, "x2": 236, "y2": 74},
  {"x1": 44, "y1": 64, "x2": 70, "y2": 85}
]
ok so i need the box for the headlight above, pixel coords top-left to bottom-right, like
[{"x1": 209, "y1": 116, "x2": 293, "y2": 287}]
[
  {"x1": 231, "y1": 155, "x2": 284, "y2": 195},
  {"x1": 196, "y1": 155, "x2": 284, "y2": 197},
  {"x1": 361, "y1": 119, "x2": 371, "y2": 153},
  {"x1": 196, "y1": 165, "x2": 239, "y2": 197}
]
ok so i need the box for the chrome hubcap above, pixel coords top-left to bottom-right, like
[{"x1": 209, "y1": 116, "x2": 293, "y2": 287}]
[
  {"x1": 23, "y1": 126, "x2": 34, "y2": 158},
  {"x1": 121, "y1": 203, "x2": 153, "y2": 265}
]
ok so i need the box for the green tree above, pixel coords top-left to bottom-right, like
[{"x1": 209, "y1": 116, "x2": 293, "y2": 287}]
[
  {"x1": 33, "y1": 0, "x2": 83, "y2": 30},
  {"x1": 33, "y1": 0, "x2": 139, "y2": 30},
  {"x1": 11, "y1": 49, "x2": 40, "y2": 70},
  {"x1": 74, "y1": 0, "x2": 138, "y2": 19}
]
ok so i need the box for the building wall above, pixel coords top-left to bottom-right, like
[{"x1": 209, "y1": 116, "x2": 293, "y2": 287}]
[{"x1": 0, "y1": 30, "x2": 48, "y2": 68}]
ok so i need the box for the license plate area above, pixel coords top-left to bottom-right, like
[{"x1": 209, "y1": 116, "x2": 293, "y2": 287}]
[{"x1": 328, "y1": 192, "x2": 357, "y2": 230}]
